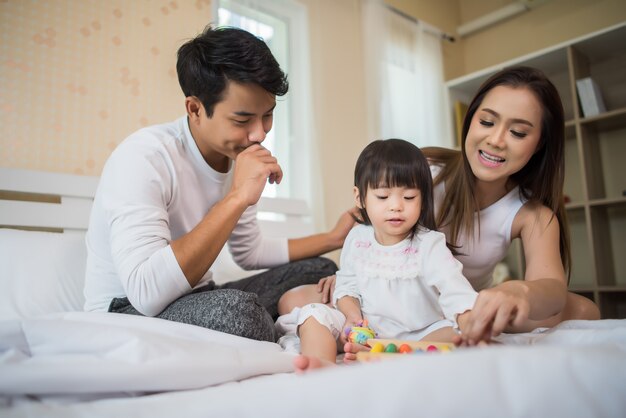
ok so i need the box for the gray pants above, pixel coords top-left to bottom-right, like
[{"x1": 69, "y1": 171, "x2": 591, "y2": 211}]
[{"x1": 108, "y1": 257, "x2": 337, "y2": 342}]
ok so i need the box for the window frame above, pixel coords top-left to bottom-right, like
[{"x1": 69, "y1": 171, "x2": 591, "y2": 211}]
[{"x1": 213, "y1": 0, "x2": 315, "y2": 204}]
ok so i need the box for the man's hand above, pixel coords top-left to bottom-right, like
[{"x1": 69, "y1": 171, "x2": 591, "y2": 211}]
[
  {"x1": 230, "y1": 144, "x2": 283, "y2": 206},
  {"x1": 328, "y1": 207, "x2": 360, "y2": 248}
]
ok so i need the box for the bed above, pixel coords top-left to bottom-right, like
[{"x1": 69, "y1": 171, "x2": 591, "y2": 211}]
[{"x1": 1, "y1": 167, "x2": 625, "y2": 418}]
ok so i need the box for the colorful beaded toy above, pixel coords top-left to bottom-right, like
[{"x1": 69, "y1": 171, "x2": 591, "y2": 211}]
[
  {"x1": 357, "y1": 339, "x2": 456, "y2": 362},
  {"x1": 345, "y1": 322, "x2": 456, "y2": 361},
  {"x1": 345, "y1": 320, "x2": 377, "y2": 345}
]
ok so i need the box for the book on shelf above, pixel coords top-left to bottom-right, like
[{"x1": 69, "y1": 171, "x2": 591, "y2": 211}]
[
  {"x1": 576, "y1": 77, "x2": 606, "y2": 118},
  {"x1": 453, "y1": 101, "x2": 468, "y2": 148}
]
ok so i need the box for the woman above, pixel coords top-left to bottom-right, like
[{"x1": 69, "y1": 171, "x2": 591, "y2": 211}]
[
  {"x1": 423, "y1": 66, "x2": 600, "y2": 345},
  {"x1": 279, "y1": 66, "x2": 600, "y2": 352}
]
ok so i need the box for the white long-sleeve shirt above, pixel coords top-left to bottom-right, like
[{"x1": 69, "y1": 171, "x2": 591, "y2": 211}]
[
  {"x1": 84, "y1": 116, "x2": 288, "y2": 316},
  {"x1": 333, "y1": 224, "x2": 477, "y2": 337}
]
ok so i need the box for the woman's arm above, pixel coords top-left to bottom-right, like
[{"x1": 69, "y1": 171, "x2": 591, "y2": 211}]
[
  {"x1": 511, "y1": 202, "x2": 568, "y2": 319},
  {"x1": 462, "y1": 203, "x2": 568, "y2": 342},
  {"x1": 287, "y1": 209, "x2": 357, "y2": 261}
]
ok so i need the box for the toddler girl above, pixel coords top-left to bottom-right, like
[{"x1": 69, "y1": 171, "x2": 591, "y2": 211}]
[{"x1": 279, "y1": 139, "x2": 480, "y2": 371}]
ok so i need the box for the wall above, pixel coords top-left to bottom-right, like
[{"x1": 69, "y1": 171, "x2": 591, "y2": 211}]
[
  {"x1": 299, "y1": 0, "x2": 368, "y2": 260},
  {"x1": 388, "y1": 0, "x2": 626, "y2": 80},
  {"x1": 456, "y1": 0, "x2": 626, "y2": 79},
  {"x1": 0, "y1": 0, "x2": 367, "y2": 262},
  {"x1": 2, "y1": 0, "x2": 625, "y2": 259},
  {"x1": 0, "y1": 0, "x2": 213, "y2": 175}
]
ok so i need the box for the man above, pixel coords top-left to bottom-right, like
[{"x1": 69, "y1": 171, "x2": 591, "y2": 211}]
[{"x1": 84, "y1": 26, "x2": 353, "y2": 342}]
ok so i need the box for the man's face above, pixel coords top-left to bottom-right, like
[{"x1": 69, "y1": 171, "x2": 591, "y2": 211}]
[{"x1": 187, "y1": 80, "x2": 276, "y2": 172}]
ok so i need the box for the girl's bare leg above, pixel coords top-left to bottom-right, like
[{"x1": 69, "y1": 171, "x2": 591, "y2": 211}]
[
  {"x1": 293, "y1": 317, "x2": 337, "y2": 373},
  {"x1": 278, "y1": 285, "x2": 327, "y2": 316}
]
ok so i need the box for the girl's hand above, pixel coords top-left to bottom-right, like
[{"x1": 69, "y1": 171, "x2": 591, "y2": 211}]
[
  {"x1": 316, "y1": 275, "x2": 336, "y2": 305},
  {"x1": 340, "y1": 317, "x2": 368, "y2": 363},
  {"x1": 461, "y1": 282, "x2": 531, "y2": 345},
  {"x1": 338, "y1": 317, "x2": 364, "y2": 348}
]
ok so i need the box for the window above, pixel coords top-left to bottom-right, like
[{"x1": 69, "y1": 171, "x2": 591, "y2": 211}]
[{"x1": 215, "y1": 0, "x2": 315, "y2": 203}]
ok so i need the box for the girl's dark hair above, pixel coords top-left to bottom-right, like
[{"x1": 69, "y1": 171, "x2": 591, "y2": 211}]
[
  {"x1": 176, "y1": 25, "x2": 289, "y2": 117},
  {"x1": 424, "y1": 66, "x2": 571, "y2": 278},
  {"x1": 354, "y1": 139, "x2": 437, "y2": 238}
]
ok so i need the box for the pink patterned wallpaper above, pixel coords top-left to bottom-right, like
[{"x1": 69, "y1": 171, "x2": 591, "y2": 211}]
[{"x1": 0, "y1": 0, "x2": 214, "y2": 175}]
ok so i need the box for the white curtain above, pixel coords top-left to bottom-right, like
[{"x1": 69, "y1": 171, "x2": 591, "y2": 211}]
[{"x1": 362, "y1": 0, "x2": 452, "y2": 148}]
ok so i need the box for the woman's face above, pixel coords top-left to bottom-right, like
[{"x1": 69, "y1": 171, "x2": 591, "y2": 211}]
[{"x1": 465, "y1": 85, "x2": 543, "y2": 188}]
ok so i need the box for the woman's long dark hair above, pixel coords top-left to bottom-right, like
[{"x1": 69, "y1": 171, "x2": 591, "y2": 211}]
[{"x1": 424, "y1": 66, "x2": 571, "y2": 279}]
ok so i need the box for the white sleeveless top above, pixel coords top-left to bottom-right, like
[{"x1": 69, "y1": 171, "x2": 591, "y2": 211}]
[{"x1": 430, "y1": 165, "x2": 526, "y2": 290}]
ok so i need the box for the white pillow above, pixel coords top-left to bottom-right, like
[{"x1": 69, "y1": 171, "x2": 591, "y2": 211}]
[
  {"x1": 0, "y1": 229, "x2": 86, "y2": 320},
  {"x1": 0, "y1": 229, "x2": 263, "y2": 317}
]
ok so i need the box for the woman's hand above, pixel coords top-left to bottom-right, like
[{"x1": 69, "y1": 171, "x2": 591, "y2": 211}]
[
  {"x1": 461, "y1": 281, "x2": 531, "y2": 345},
  {"x1": 316, "y1": 275, "x2": 336, "y2": 305}
]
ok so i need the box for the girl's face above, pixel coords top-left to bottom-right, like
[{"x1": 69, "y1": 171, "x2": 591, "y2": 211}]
[
  {"x1": 465, "y1": 85, "x2": 543, "y2": 190},
  {"x1": 355, "y1": 185, "x2": 422, "y2": 246}
]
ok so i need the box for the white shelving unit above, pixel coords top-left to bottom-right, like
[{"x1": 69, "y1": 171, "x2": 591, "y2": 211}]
[{"x1": 446, "y1": 22, "x2": 626, "y2": 319}]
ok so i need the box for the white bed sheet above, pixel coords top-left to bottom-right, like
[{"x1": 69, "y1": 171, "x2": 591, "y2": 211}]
[
  {"x1": 0, "y1": 312, "x2": 292, "y2": 398},
  {"x1": 1, "y1": 316, "x2": 625, "y2": 417}
]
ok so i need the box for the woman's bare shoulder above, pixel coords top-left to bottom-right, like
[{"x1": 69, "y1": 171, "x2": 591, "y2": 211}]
[{"x1": 512, "y1": 201, "x2": 558, "y2": 239}]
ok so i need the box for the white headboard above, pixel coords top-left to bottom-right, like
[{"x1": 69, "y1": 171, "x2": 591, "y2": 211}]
[
  {"x1": 0, "y1": 168, "x2": 98, "y2": 232},
  {"x1": 0, "y1": 167, "x2": 313, "y2": 284},
  {"x1": 0, "y1": 167, "x2": 313, "y2": 237}
]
